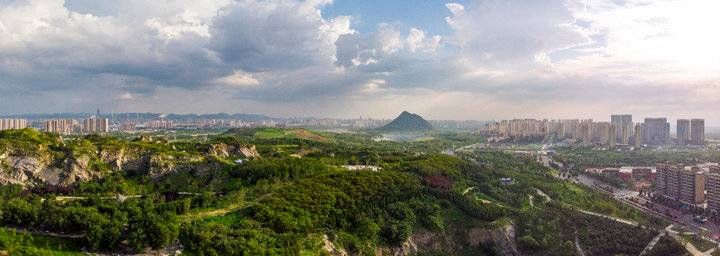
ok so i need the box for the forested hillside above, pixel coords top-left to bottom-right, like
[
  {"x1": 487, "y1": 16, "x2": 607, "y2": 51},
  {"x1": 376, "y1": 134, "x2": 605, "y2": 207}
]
[{"x1": 0, "y1": 128, "x2": 669, "y2": 255}]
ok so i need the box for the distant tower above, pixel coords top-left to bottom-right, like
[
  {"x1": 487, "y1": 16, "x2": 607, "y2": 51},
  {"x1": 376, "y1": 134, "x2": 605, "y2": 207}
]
[
  {"x1": 690, "y1": 119, "x2": 705, "y2": 146},
  {"x1": 677, "y1": 119, "x2": 690, "y2": 146},
  {"x1": 96, "y1": 108, "x2": 100, "y2": 118}
]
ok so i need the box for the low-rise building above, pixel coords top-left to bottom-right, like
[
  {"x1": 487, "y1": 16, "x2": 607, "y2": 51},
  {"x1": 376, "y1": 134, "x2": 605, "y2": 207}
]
[{"x1": 632, "y1": 168, "x2": 653, "y2": 182}]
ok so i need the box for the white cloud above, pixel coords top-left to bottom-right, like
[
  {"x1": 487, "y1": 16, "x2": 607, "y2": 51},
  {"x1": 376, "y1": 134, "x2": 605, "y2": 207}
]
[
  {"x1": 213, "y1": 70, "x2": 260, "y2": 87},
  {"x1": 118, "y1": 92, "x2": 134, "y2": 100},
  {"x1": 555, "y1": 0, "x2": 720, "y2": 83},
  {"x1": 3, "y1": 0, "x2": 720, "y2": 121}
]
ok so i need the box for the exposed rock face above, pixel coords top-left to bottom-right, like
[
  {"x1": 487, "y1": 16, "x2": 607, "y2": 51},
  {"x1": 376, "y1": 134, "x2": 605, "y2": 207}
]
[
  {"x1": 0, "y1": 142, "x2": 259, "y2": 187},
  {"x1": 0, "y1": 152, "x2": 99, "y2": 187},
  {"x1": 466, "y1": 223, "x2": 519, "y2": 256},
  {"x1": 322, "y1": 235, "x2": 349, "y2": 256},
  {"x1": 377, "y1": 223, "x2": 518, "y2": 256},
  {"x1": 377, "y1": 230, "x2": 450, "y2": 256},
  {"x1": 206, "y1": 143, "x2": 260, "y2": 159}
]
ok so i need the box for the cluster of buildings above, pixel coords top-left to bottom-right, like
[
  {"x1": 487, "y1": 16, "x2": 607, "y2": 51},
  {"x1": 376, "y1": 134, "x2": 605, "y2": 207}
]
[
  {"x1": 590, "y1": 163, "x2": 720, "y2": 214},
  {"x1": 44, "y1": 118, "x2": 109, "y2": 134},
  {"x1": 479, "y1": 114, "x2": 705, "y2": 147},
  {"x1": 147, "y1": 119, "x2": 175, "y2": 130},
  {"x1": 0, "y1": 119, "x2": 28, "y2": 130},
  {"x1": 648, "y1": 164, "x2": 720, "y2": 214},
  {"x1": 586, "y1": 167, "x2": 655, "y2": 190}
]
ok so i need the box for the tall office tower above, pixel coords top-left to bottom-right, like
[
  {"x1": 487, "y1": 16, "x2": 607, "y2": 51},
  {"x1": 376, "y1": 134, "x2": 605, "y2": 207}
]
[
  {"x1": 643, "y1": 118, "x2": 670, "y2": 146},
  {"x1": 679, "y1": 167, "x2": 705, "y2": 205},
  {"x1": 707, "y1": 166, "x2": 720, "y2": 213},
  {"x1": 611, "y1": 115, "x2": 632, "y2": 143},
  {"x1": 634, "y1": 123, "x2": 643, "y2": 148},
  {"x1": 676, "y1": 119, "x2": 690, "y2": 146},
  {"x1": 690, "y1": 119, "x2": 705, "y2": 146}
]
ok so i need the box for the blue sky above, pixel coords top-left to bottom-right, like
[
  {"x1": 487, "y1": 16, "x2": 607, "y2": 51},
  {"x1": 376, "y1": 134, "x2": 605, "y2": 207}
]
[
  {"x1": 323, "y1": 0, "x2": 468, "y2": 35},
  {"x1": 1, "y1": 0, "x2": 720, "y2": 121}
]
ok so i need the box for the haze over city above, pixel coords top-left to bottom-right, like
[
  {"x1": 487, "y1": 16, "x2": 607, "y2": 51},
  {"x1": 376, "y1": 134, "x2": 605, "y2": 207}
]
[{"x1": 2, "y1": 0, "x2": 720, "y2": 121}]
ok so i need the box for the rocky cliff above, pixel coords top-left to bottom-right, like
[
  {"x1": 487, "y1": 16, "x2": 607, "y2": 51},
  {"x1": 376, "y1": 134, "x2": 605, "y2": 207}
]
[
  {"x1": 0, "y1": 138, "x2": 259, "y2": 188},
  {"x1": 369, "y1": 222, "x2": 518, "y2": 256}
]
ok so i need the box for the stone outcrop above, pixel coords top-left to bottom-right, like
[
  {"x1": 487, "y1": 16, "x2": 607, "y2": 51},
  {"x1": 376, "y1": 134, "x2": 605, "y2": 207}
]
[
  {"x1": 0, "y1": 152, "x2": 100, "y2": 187},
  {"x1": 377, "y1": 223, "x2": 518, "y2": 256},
  {"x1": 206, "y1": 143, "x2": 259, "y2": 159},
  {"x1": 0, "y1": 142, "x2": 258, "y2": 187}
]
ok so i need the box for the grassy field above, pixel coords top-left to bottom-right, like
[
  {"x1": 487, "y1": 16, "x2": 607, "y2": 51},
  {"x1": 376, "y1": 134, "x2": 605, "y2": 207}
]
[
  {"x1": 0, "y1": 228, "x2": 83, "y2": 255},
  {"x1": 254, "y1": 128, "x2": 287, "y2": 139}
]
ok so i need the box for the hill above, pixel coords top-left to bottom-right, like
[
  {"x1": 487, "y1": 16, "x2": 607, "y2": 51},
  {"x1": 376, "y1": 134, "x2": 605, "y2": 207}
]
[
  {"x1": 379, "y1": 111, "x2": 433, "y2": 131},
  {"x1": 0, "y1": 128, "x2": 671, "y2": 255}
]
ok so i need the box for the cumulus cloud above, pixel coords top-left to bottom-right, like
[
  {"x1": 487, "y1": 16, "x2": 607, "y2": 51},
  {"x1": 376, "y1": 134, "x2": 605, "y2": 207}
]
[
  {"x1": 444, "y1": 0, "x2": 590, "y2": 71},
  {"x1": 212, "y1": 70, "x2": 260, "y2": 87},
  {"x1": 2, "y1": 0, "x2": 720, "y2": 121},
  {"x1": 209, "y1": 0, "x2": 352, "y2": 71}
]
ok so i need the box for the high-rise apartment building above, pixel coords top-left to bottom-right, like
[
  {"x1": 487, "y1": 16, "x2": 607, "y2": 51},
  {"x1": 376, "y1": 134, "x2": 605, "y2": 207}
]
[
  {"x1": 679, "y1": 167, "x2": 705, "y2": 205},
  {"x1": 655, "y1": 165, "x2": 669, "y2": 197},
  {"x1": 579, "y1": 119, "x2": 593, "y2": 144},
  {"x1": 608, "y1": 125, "x2": 616, "y2": 148},
  {"x1": 82, "y1": 118, "x2": 109, "y2": 133},
  {"x1": 634, "y1": 123, "x2": 643, "y2": 148},
  {"x1": 44, "y1": 119, "x2": 77, "y2": 134},
  {"x1": 592, "y1": 122, "x2": 613, "y2": 145},
  {"x1": 643, "y1": 118, "x2": 670, "y2": 146},
  {"x1": 655, "y1": 165, "x2": 705, "y2": 206},
  {"x1": 561, "y1": 119, "x2": 579, "y2": 139},
  {"x1": 690, "y1": 119, "x2": 705, "y2": 146},
  {"x1": 0, "y1": 119, "x2": 28, "y2": 130},
  {"x1": 707, "y1": 166, "x2": 720, "y2": 213},
  {"x1": 148, "y1": 119, "x2": 175, "y2": 129},
  {"x1": 611, "y1": 115, "x2": 633, "y2": 144},
  {"x1": 677, "y1": 119, "x2": 690, "y2": 146}
]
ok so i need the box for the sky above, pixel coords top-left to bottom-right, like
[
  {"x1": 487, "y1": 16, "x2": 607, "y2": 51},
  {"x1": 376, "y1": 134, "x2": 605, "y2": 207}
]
[{"x1": 1, "y1": 0, "x2": 720, "y2": 121}]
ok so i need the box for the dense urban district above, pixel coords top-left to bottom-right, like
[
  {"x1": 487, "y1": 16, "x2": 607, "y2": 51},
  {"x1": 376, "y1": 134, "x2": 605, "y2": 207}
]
[{"x1": 0, "y1": 112, "x2": 719, "y2": 255}]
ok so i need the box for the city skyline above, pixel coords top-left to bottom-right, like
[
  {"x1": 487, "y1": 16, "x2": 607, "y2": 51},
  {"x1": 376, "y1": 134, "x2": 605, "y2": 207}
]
[
  {"x1": 2, "y1": 1, "x2": 720, "y2": 121},
  {"x1": 4, "y1": 111, "x2": 720, "y2": 125}
]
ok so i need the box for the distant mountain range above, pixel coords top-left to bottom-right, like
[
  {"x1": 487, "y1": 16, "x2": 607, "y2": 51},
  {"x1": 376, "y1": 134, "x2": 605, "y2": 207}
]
[{"x1": 379, "y1": 111, "x2": 433, "y2": 131}]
